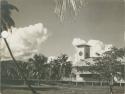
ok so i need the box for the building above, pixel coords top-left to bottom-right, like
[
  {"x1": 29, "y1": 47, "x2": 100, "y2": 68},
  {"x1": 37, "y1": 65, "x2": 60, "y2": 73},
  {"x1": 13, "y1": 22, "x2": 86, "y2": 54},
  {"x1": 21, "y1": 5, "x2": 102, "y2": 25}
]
[
  {"x1": 72, "y1": 43, "x2": 96, "y2": 82},
  {"x1": 71, "y1": 43, "x2": 125, "y2": 84}
]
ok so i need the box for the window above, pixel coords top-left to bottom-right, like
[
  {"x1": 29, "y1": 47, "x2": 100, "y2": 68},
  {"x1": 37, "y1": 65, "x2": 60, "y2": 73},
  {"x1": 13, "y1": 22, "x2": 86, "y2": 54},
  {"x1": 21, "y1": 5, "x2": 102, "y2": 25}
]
[{"x1": 79, "y1": 51, "x2": 83, "y2": 56}]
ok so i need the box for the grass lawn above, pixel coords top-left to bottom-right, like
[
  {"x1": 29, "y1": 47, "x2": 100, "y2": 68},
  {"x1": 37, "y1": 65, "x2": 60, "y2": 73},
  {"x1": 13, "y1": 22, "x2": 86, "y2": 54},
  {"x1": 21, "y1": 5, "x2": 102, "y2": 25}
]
[{"x1": 1, "y1": 85, "x2": 125, "y2": 94}]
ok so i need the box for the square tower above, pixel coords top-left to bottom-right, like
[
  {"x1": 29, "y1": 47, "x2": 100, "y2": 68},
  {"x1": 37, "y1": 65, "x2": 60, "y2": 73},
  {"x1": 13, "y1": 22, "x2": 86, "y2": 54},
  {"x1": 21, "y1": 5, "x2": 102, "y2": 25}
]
[{"x1": 75, "y1": 44, "x2": 90, "y2": 62}]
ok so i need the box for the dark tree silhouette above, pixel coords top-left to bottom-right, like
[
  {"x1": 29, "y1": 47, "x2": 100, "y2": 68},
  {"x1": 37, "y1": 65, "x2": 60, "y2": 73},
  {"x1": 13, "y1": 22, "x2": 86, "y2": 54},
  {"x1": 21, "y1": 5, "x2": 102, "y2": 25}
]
[
  {"x1": 1, "y1": 0, "x2": 19, "y2": 30},
  {"x1": 49, "y1": 54, "x2": 72, "y2": 80},
  {"x1": 28, "y1": 54, "x2": 48, "y2": 80}
]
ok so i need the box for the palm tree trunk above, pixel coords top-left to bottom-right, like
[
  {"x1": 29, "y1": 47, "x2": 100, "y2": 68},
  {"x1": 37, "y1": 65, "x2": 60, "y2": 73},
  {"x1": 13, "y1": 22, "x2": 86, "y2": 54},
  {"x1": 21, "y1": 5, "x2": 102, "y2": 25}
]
[
  {"x1": 49, "y1": 65, "x2": 52, "y2": 80},
  {"x1": 109, "y1": 78, "x2": 113, "y2": 94},
  {"x1": 59, "y1": 64, "x2": 62, "y2": 80},
  {"x1": 4, "y1": 38, "x2": 38, "y2": 94},
  {"x1": 109, "y1": 85, "x2": 113, "y2": 94},
  {"x1": 0, "y1": 57, "x2": 2, "y2": 94}
]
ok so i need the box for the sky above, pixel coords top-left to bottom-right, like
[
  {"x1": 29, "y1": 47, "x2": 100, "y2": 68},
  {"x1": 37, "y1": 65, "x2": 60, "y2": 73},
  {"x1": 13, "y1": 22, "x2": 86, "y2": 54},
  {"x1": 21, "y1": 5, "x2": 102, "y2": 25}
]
[{"x1": 2, "y1": 0, "x2": 125, "y2": 59}]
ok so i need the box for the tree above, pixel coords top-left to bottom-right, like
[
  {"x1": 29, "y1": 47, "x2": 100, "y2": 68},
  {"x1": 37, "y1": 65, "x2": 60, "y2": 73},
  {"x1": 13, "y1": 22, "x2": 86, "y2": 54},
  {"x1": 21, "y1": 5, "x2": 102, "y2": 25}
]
[
  {"x1": 87, "y1": 47, "x2": 125, "y2": 94},
  {"x1": 49, "y1": 54, "x2": 72, "y2": 80},
  {"x1": 28, "y1": 54, "x2": 48, "y2": 80},
  {"x1": 57, "y1": 54, "x2": 72, "y2": 79},
  {"x1": 1, "y1": 60, "x2": 20, "y2": 80},
  {"x1": 1, "y1": 0, "x2": 19, "y2": 31},
  {"x1": 0, "y1": 1, "x2": 38, "y2": 94},
  {"x1": 49, "y1": 59, "x2": 61, "y2": 80},
  {"x1": 1, "y1": 60, "x2": 30, "y2": 80}
]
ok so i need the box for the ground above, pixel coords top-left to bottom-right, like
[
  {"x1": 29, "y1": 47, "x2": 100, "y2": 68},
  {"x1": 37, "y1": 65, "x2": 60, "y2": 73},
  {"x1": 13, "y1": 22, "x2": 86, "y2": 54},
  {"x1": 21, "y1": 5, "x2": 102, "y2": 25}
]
[{"x1": 1, "y1": 86, "x2": 125, "y2": 94}]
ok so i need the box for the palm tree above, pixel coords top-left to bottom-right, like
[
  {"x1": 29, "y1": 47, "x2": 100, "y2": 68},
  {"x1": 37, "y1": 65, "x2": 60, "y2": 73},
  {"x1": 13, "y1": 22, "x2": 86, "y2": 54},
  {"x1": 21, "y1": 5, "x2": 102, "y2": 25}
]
[
  {"x1": 58, "y1": 54, "x2": 72, "y2": 79},
  {"x1": 0, "y1": 1, "x2": 38, "y2": 94},
  {"x1": 28, "y1": 54, "x2": 48, "y2": 80}
]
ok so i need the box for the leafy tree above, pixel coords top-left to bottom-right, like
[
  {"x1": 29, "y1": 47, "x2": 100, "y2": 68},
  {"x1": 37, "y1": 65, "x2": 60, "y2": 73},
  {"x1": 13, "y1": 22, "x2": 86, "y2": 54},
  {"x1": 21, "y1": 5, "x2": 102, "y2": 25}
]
[
  {"x1": 28, "y1": 54, "x2": 48, "y2": 80},
  {"x1": 57, "y1": 54, "x2": 72, "y2": 79},
  {"x1": 49, "y1": 59, "x2": 60, "y2": 80},
  {"x1": 87, "y1": 47, "x2": 125, "y2": 94},
  {"x1": 1, "y1": 61, "x2": 31, "y2": 80},
  {"x1": 18, "y1": 61, "x2": 31, "y2": 79},
  {"x1": 1, "y1": 61, "x2": 20, "y2": 80},
  {"x1": 49, "y1": 54, "x2": 72, "y2": 80}
]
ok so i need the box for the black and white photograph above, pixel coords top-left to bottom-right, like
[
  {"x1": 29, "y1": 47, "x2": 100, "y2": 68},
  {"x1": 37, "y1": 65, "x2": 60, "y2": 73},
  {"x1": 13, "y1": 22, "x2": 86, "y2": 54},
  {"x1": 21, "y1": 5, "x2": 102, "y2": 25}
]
[{"x1": 0, "y1": 0, "x2": 125, "y2": 94}]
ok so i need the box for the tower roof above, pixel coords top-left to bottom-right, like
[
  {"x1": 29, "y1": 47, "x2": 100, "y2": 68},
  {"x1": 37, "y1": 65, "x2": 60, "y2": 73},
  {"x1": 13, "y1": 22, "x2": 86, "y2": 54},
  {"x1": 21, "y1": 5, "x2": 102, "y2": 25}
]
[{"x1": 76, "y1": 44, "x2": 90, "y2": 48}]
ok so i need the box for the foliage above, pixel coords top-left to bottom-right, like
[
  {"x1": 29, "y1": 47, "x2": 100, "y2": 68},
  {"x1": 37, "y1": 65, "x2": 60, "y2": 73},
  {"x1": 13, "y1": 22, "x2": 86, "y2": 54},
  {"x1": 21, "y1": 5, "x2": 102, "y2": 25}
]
[
  {"x1": 1, "y1": 0, "x2": 19, "y2": 31},
  {"x1": 87, "y1": 47, "x2": 125, "y2": 94},
  {"x1": 1, "y1": 60, "x2": 29, "y2": 80},
  {"x1": 54, "y1": 0, "x2": 86, "y2": 21},
  {"x1": 1, "y1": 54, "x2": 48, "y2": 80},
  {"x1": 28, "y1": 54, "x2": 48, "y2": 79},
  {"x1": 1, "y1": 54, "x2": 72, "y2": 81},
  {"x1": 88, "y1": 47, "x2": 125, "y2": 81},
  {"x1": 49, "y1": 54, "x2": 72, "y2": 80}
]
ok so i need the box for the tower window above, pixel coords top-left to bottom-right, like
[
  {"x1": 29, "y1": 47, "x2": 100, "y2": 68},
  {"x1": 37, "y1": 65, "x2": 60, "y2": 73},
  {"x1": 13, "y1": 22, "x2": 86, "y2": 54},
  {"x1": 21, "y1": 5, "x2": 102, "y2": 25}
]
[{"x1": 79, "y1": 51, "x2": 83, "y2": 56}]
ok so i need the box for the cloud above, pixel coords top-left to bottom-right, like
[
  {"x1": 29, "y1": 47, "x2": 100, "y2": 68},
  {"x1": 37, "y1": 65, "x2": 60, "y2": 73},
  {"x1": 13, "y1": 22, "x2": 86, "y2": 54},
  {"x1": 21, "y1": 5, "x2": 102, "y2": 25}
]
[
  {"x1": 88, "y1": 40, "x2": 113, "y2": 57},
  {"x1": 72, "y1": 38, "x2": 86, "y2": 47},
  {"x1": 72, "y1": 38, "x2": 113, "y2": 57},
  {"x1": 47, "y1": 56, "x2": 57, "y2": 63},
  {"x1": 0, "y1": 23, "x2": 48, "y2": 60}
]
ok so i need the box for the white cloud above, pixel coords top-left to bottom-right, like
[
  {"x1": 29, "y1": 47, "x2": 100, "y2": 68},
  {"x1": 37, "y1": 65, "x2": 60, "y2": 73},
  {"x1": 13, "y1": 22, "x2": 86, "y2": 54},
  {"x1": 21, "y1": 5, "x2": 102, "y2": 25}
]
[
  {"x1": 104, "y1": 44, "x2": 113, "y2": 51},
  {"x1": 88, "y1": 40, "x2": 113, "y2": 57},
  {"x1": 47, "y1": 56, "x2": 57, "y2": 63},
  {"x1": 0, "y1": 23, "x2": 48, "y2": 60},
  {"x1": 72, "y1": 38, "x2": 86, "y2": 47},
  {"x1": 88, "y1": 40, "x2": 104, "y2": 57}
]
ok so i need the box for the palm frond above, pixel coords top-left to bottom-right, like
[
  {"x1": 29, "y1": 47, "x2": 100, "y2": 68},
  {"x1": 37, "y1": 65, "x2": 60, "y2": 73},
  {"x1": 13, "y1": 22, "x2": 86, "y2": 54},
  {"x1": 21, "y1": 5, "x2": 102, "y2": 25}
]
[
  {"x1": 1, "y1": 0, "x2": 19, "y2": 31},
  {"x1": 54, "y1": 0, "x2": 87, "y2": 21}
]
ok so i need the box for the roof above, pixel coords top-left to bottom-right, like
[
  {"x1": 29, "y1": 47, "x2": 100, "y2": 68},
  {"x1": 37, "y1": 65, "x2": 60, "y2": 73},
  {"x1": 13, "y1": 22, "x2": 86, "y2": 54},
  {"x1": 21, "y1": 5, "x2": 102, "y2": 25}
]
[{"x1": 76, "y1": 44, "x2": 91, "y2": 48}]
